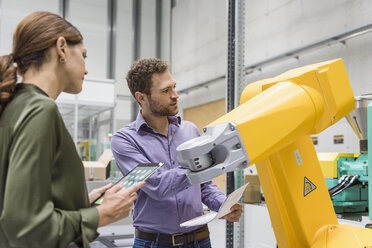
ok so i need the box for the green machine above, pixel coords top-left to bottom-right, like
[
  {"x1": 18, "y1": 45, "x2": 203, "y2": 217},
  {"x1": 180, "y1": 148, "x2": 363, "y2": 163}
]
[{"x1": 319, "y1": 95, "x2": 372, "y2": 215}]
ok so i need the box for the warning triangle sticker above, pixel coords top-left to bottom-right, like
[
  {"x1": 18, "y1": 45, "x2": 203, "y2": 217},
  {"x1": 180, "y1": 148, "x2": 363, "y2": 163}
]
[{"x1": 304, "y1": 177, "x2": 317, "y2": 196}]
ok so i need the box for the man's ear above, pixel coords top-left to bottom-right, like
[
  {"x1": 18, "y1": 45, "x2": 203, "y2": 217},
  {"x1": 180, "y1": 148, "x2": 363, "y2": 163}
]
[
  {"x1": 135, "y1": 91, "x2": 146, "y2": 105},
  {"x1": 56, "y1": 36, "x2": 67, "y2": 62}
]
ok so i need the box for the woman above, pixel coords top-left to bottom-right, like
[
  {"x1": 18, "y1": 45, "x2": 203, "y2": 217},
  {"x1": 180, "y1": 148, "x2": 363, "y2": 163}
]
[{"x1": 0, "y1": 11, "x2": 144, "y2": 247}]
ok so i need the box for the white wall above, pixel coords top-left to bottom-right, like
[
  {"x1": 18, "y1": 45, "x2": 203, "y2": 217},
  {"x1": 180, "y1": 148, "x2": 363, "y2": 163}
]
[
  {"x1": 115, "y1": 0, "x2": 134, "y2": 130},
  {"x1": 243, "y1": 0, "x2": 372, "y2": 98},
  {"x1": 141, "y1": 0, "x2": 156, "y2": 59},
  {"x1": 0, "y1": 0, "x2": 58, "y2": 55},
  {"x1": 171, "y1": 0, "x2": 227, "y2": 111},
  {"x1": 68, "y1": 0, "x2": 108, "y2": 79}
]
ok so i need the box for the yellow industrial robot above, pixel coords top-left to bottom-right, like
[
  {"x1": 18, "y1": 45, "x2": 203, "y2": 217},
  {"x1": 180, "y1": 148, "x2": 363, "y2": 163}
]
[{"x1": 177, "y1": 59, "x2": 372, "y2": 247}]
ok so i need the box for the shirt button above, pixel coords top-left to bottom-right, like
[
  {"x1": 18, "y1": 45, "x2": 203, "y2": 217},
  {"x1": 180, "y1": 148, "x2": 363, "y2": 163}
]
[
  {"x1": 178, "y1": 199, "x2": 181, "y2": 203},
  {"x1": 172, "y1": 161, "x2": 175, "y2": 165}
]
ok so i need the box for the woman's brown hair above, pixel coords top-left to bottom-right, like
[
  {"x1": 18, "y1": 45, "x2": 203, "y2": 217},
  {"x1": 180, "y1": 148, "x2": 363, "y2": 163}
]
[{"x1": 0, "y1": 11, "x2": 83, "y2": 114}]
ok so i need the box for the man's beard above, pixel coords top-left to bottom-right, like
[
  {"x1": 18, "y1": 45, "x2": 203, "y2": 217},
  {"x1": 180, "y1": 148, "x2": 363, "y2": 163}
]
[{"x1": 148, "y1": 96, "x2": 178, "y2": 116}]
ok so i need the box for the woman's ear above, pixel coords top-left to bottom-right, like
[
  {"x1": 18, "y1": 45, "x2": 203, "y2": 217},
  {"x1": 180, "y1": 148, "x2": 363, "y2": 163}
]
[{"x1": 56, "y1": 36, "x2": 67, "y2": 63}]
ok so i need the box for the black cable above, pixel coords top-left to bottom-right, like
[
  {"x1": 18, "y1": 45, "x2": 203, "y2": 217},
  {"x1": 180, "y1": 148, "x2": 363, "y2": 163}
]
[
  {"x1": 328, "y1": 175, "x2": 347, "y2": 192},
  {"x1": 329, "y1": 175, "x2": 350, "y2": 196},
  {"x1": 331, "y1": 175, "x2": 360, "y2": 197}
]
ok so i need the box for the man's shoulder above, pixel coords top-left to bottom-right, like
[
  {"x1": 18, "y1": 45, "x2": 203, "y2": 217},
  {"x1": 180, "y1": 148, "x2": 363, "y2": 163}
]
[
  {"x1": 180, "y1": 119, "x2": 197, "y2": 128},
  {"x1": 179, "y1": 119, "x2": 199, "y2": 131},
  {"x1": 111, "y1": 122, "x2": 138, "y2": 150},
  {"x1": 114, "y1": 121, "x2": 136, "y2": 137}
]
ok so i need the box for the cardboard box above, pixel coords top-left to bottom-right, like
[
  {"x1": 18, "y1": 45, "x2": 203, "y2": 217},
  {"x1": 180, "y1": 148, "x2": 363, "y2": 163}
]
[
  {"x1": 212, "y1": 174, "x2": 226, "y2": 194},
  {"x1": 243, "y1": 175, "x2": 261, "y2": 203},
  {"x1": 83, "y1": 149, "x2": 113, "y2": 180}
]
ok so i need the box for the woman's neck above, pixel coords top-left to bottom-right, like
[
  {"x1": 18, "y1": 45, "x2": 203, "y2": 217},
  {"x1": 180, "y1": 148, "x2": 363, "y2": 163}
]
[{"x1": 22, "y1": 64, "x2": 61, "y2": 100}]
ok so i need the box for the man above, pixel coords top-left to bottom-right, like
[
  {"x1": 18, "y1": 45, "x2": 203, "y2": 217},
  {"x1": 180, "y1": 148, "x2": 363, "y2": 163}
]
[{"x1": 111, "y1": 58, "x2": 242, "y2": 248}]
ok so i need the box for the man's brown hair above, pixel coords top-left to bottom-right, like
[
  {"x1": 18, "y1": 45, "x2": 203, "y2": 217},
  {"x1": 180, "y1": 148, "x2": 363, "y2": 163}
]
[{"x1": 126, "y1": 58, "x2": 169, "y2": 98}]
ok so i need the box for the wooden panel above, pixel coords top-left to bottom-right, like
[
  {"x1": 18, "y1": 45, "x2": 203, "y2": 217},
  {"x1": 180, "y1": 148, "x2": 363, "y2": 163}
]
[{"x1": 183, "y1": 99, "x2": 226, "y2": 193}]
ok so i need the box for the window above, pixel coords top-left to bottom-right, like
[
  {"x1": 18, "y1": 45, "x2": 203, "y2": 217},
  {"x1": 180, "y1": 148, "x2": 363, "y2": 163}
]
[{"x1": 333, "y1": 135, "x2": 344, "y2": 144}]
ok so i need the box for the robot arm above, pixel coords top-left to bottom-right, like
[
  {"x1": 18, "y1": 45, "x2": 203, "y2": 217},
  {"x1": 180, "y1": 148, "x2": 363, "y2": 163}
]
[
  {"x1": 177, "y1": 58, "x2": 354, "y2": 184},
  {"x1": 177, "y1": 121, "x2": 249, "y2": 184},
  {"x1": 177, "y1": 59, "x2": 372, "y2": 247}
]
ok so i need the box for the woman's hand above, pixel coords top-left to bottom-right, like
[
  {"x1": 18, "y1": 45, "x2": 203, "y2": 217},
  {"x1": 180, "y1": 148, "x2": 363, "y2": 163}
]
[
  {"x1": 88, "y1": 183, "x2": 113, "y2": 204},
  {"x1": 96, "y1": 181, "x2": 145, "y2": 227}
]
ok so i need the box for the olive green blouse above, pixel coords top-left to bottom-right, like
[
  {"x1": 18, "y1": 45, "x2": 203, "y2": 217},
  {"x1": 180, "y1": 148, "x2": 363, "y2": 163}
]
[{"x1": 0, "y1": 84, "x2": 99, "y2": 247}]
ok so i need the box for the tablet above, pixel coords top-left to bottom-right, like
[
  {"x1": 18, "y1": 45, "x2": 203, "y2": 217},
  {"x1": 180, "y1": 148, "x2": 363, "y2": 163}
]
[{"x1": 93, "y1": 162, "x2": 164, "y2": 205}]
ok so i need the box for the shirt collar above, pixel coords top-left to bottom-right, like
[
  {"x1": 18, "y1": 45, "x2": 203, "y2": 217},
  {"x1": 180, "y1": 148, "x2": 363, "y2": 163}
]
[
  {"x1": 135, "y1": 112, "x2": 181, "y2": 133},
  {"x1": 18, "y1": 83, "x2": 49, "y2": 97},
  {"x1": 169, "y1": 115, "x2": 181, "y2": 126}
]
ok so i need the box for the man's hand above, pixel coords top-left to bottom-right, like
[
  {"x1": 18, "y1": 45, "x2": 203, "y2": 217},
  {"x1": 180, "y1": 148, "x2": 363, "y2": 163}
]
[
  {"x1": 220, "y1": 203, "x2": 243, "y2": 222},
  {"x1": 88, "y1": 183, "x2": 113, "y2": 204}
]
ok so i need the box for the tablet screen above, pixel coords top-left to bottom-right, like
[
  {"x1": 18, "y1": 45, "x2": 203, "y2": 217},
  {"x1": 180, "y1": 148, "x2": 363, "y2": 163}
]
[{"x1": 93, "y1": 162, "x2": 163, "y2": 205}]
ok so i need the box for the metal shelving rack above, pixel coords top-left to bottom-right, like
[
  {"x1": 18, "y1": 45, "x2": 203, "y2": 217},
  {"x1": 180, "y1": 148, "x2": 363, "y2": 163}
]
[{"x1": 226, "y1": 0, "x2": 246, "y2": 247}]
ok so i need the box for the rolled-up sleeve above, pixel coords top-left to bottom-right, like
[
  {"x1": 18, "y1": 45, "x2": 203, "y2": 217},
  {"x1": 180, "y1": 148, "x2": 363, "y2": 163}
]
[{"x1": 200, "y1": 182, "x2": 227, "y2": 212}]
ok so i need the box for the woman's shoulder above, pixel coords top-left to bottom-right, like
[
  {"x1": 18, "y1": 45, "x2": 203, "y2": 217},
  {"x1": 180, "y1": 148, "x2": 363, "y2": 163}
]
[
  {"x1": 14, "y1": 84, "x2": 58, "y2": 111},
  {"x1": 1, "y1": 84, "x2": 59, "y2": 127}
]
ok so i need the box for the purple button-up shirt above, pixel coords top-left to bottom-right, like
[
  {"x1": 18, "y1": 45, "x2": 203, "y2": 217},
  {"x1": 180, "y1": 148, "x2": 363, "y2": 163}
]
[{"x1": 111, "y1": 113, "x2": 226, "y2": 234}]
